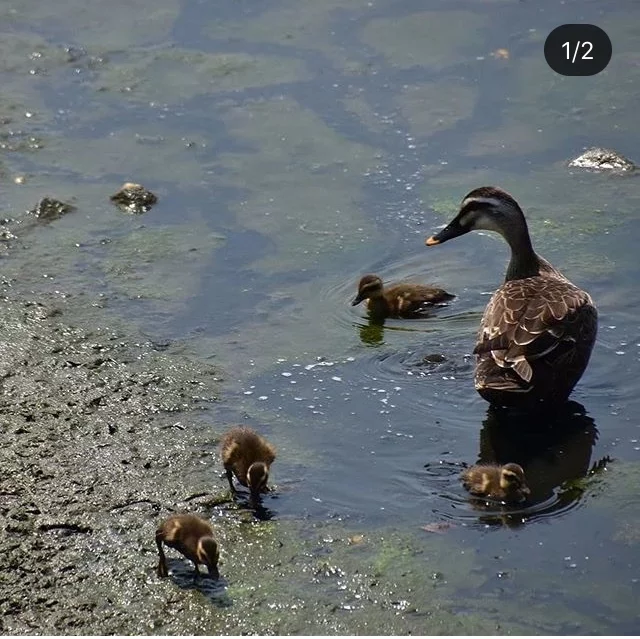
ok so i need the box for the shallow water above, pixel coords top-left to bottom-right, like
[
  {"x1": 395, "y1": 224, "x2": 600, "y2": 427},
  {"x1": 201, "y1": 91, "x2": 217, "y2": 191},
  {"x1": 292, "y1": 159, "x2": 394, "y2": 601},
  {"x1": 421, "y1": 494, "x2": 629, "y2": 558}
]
[{"x1": 3, "y1": 0, "x2": 640, "y2": 633}]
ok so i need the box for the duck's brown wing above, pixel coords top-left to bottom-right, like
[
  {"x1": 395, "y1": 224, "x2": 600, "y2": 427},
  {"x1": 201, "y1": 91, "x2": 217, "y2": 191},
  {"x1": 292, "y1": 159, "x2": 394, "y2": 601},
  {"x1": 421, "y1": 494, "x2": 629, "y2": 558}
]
[{"x1": 474, "y1": 276, "x2": 597, "y2": 384}]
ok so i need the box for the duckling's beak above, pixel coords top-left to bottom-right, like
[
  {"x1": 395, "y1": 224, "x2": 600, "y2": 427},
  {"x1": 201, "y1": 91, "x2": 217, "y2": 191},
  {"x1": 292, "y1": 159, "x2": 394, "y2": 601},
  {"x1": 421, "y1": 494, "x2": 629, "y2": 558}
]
[{"x1": 351, "y1": 293, "x2": 365, "y2": 306}]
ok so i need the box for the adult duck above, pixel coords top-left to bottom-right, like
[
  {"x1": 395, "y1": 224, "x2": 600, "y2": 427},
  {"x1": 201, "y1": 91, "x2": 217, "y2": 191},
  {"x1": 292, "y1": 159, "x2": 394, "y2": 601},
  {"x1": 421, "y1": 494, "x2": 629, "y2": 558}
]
[{"x1": 425, "y1": 186, "x2": 597, "y2": 408}]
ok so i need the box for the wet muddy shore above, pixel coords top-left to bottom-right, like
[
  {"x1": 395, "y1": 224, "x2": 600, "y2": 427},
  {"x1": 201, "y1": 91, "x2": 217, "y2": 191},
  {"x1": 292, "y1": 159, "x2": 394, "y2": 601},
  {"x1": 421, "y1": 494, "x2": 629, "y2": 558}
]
[{"x1": 0, "y1": 285, "x2": 225, "y2": 634}]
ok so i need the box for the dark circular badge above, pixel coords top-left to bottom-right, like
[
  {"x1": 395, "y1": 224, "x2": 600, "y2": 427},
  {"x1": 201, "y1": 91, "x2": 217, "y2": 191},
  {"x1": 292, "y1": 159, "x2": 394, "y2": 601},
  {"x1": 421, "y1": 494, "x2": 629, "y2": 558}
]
[{"x1": 544, "y1": 24, "x2": 612, "y2": 76}]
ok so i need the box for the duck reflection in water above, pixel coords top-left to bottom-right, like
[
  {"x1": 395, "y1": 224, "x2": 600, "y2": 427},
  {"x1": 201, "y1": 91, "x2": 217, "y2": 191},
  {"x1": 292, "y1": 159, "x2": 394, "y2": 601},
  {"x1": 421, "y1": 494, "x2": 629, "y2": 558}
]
[
  {"x1": 465, "y1": 400, "x2": 610, "y2": 527},
  {"x1": 357, "y1": 319, "x2": 385, "y2": 346},
  {"x1": 357, "y1": 318, "x2": 443, "y2": 347}
]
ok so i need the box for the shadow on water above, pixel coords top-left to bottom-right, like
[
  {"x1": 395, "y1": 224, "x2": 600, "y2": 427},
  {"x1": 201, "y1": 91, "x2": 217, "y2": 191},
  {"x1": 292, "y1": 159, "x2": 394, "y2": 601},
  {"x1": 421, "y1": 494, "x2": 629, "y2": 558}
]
[
  {"x1": 425, "y1": 400, "x2": 613, "y2": 529},
  {"x1": 354, "y1": 307, "x2": 478, "y2": 347},
  {"x1": 473, "y1": 400, "x2": 611, "y2": 526},
  {"x1": 250, "y1": 500, "x2": 277, "y2": 522},
  {"x1": 162, "y1": 560, "x2": 232, "y2": 606},
  {"x1": 215, "y1": 492, "x2": 278, "y2": 522},
  {"x1": 355, "y1": 316, "x2": 442, "y2": 346}
]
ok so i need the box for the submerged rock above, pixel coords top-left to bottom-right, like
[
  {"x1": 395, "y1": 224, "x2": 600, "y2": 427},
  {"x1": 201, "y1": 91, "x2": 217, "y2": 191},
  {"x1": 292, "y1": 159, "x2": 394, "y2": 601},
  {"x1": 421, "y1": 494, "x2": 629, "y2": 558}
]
[
  {"x1": 29, "y1": 197, "x2": 76, "y2": 222},
  {"x1": 420, "y1": 353, "x2": 447, "y2": 366},
  {"x1": 110, "y1": 182, "x2": 158, "y2": 214},
  {"x1": 568, "y1": 147, "x2": 636, "y2": 172}
]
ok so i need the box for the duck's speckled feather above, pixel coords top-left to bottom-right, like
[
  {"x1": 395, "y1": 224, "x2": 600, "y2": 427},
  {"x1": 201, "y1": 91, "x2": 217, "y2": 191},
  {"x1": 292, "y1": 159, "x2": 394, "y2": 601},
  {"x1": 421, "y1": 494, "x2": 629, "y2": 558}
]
[{"x1": 474, "y1": 242, "x2": 597, "y2": 404}]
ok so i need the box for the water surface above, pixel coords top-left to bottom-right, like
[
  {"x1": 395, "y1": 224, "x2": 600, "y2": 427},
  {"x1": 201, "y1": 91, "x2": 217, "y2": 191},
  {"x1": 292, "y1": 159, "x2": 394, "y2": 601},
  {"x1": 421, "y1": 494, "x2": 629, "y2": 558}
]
[{"x1": 3, "y1": 0, "x2": 640, "y2": 633}]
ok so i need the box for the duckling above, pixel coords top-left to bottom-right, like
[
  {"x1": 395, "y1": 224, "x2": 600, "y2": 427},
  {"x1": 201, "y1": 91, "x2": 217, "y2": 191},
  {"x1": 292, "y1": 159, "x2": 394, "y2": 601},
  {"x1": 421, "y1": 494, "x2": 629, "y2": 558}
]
[
  {"x1": 155, "y1": 513, "x2": 219, "y2": 580},
  {"x1": 461, "y1": 463, "x2": 530, "y2": 503},
  {"x1": 220, "y1": 426, "x2": 276, "y2": 501},
  {"x1": 351, "y1": 274, "x2": 454, "y2": 319}
]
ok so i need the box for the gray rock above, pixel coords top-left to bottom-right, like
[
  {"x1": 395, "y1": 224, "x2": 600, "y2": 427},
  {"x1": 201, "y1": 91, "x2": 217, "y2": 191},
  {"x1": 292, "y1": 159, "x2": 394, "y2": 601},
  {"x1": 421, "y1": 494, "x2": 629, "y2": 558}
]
[{"x1": 568, "y1": 147, "x2": 636, "y2": 171}]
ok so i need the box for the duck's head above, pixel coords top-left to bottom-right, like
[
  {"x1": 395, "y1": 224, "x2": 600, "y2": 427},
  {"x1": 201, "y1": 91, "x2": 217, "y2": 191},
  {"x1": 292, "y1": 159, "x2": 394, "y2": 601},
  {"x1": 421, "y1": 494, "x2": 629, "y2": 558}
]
[
  {"x1": 197, "y1": 536, "x2": 220, "y2": 579},
  {"x1": 425, "y1": 186, "x2": 525, "y2": 246},
  {"x1": 499, "y1": 463, "x2": 531, "y2": 500},
  {"x1": 247, "y1": 461, "x2": 270, "y2": 499},
  {"x1": 352, "y1": 274, "x2": 384, "y2": 306}
]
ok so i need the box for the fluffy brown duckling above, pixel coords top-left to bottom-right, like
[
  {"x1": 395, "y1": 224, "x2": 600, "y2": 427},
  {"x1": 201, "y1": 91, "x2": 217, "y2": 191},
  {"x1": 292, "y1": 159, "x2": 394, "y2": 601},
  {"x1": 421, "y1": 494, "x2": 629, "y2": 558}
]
[
  {"x1": 461, "y1": 463, "x2": 530, "y2": 503},
  {"x1": 220, "y1": 426, "x2": 276, "y2": 501},
  {"x1": 352, "y1": 274, "x2": 454, "y2": 319},
  {"x1": 156, "y1": 513, "x2": 219, "y2": 580}
]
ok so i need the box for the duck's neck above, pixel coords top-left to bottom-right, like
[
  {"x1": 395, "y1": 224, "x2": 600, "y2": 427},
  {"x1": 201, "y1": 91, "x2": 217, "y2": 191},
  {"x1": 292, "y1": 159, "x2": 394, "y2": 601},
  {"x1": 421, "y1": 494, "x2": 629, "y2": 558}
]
[{"x1": 502, "y1": 217, "x2": 540, "y2": 281}]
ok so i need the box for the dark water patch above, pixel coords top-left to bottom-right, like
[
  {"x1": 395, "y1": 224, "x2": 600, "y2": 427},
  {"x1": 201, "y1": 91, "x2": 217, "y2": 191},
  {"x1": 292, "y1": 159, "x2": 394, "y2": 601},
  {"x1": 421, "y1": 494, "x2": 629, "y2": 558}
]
[
  {"x1": 213, "y1": 494, "x2": 279, "y2": 524},
  {"x1": 236, "y1": 351, "x2": 485, "y2": 526},
  {"x1": 419, "y1": 406, "x2": 618, "y2": 534},
  {"x1": 238, "y1": 344, "x2": 618, "y2": 532},
  {"x1": 171, "y1": 228, "x2": 275, "y2": 337}
]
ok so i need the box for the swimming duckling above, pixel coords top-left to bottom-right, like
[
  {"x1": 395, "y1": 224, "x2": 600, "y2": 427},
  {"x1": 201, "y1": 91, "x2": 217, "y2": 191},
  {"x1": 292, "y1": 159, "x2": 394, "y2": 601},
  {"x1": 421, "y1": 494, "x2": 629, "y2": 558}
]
[
  {"x1": 220, "y1": 426, "x2": 276, "y2": 501},
  {"x1": 461, "y1": 463, "x2": 530, "y2": 503},
  {"x1": 352, "y1": 274, "x2": 454, "y2": 319},
  {"x1": 156, "y1": 513, "x2": 219, "y2": 580}
]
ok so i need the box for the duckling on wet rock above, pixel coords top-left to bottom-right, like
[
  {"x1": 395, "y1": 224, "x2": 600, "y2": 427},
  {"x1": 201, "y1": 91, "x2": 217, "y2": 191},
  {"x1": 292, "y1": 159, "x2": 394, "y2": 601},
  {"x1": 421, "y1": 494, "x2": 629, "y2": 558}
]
[
  {"x1": 220, "y1": 426, "x2": 276, "y2": 501},
  {"x1": 156, "y1": 513, "x2": 219, "y2": 580},
  {"x1": 425, "y1": 186, "x2": 597, "y2": 408},
  {"x1": 461, "y1": 462, "x2": 530, "y2": 503},
  {"x1": 351, "y1": 274, "x2": 454, "y2": 319}
]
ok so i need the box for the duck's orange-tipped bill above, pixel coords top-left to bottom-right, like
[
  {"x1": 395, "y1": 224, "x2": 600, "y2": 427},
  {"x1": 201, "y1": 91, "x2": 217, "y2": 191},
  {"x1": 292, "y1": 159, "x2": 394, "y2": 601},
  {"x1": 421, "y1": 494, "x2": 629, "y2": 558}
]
[{"x1": 425, "y1": 236, "x2": 440, "y2": 246}]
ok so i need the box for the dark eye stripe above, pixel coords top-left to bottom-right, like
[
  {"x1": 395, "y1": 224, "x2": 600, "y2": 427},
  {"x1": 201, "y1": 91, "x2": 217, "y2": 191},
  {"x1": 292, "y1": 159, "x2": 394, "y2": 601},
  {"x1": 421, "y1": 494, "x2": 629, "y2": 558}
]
[{"x1": 360, "y1": 283, "x2": 381, "y2": 294}]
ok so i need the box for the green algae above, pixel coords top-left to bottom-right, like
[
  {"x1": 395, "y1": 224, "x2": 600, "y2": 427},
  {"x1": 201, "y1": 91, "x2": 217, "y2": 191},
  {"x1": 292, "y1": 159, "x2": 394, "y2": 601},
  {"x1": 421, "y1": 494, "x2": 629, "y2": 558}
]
[
  {"x1": 342, "y1": 91, "x2": 391, "y2": 136},
  {"x1": 0, "y1": 0, "x2": 179, "y2": 49},
  {"x1": 466, "y1": 20, "x2": 640, "y2": 159},
  {"x1": 100, "y1": 225, "x2": 225, "y2": 303},
  {"x1": 93, "y1": 49, "x2": 311, "y2": 104},
  {"x1": 177, "y1": 519, "x2": 527, "y2": 635},
  {"x1": 361, "y1": 11, "x2": 487, "y2": 70},
  {"x1": 31, "y1": 125, "x2": 224, "y2": 184},
  {"x1": 1, "y1": 183, "x2": 225, "y2": 333},
  {"x1": 205, "y1": 0, "x2": 372, "y2": 70},
  {"x1": 393, "y1": 82, "x2": 477, "y2": 137}
]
